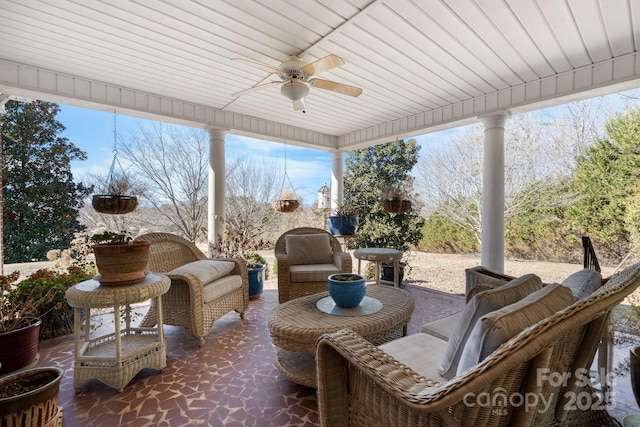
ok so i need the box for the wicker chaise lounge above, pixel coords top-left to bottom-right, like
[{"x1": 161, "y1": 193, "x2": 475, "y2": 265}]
[
  {"x1": 316, "y1": 262, "x2": 640, "y2": 427},
  {"x1": 134, "y1": 232, "x2": 248, "y2": 346}
]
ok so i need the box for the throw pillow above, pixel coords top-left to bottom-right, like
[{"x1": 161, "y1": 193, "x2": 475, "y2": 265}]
[
  {"x1": 439, "y1": 273, "x2": 543, "y2": 379},
  {"x1": 561, "y1": 269, "x2": 602, "y2": 301},
  {"x1": 456, "y1": 283, "x2": 574, "y2": 375},
  {"x1": 285, "y1": 233, "x2": 333, "y2": 265}
]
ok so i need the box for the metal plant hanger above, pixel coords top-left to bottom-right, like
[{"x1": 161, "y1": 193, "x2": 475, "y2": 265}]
[
  {"x1": 91, "y1": 111, "x2": 138, "y2": 214},
  {"x1": 272, "y1": 141, "x2": 299, "y2": 213}
]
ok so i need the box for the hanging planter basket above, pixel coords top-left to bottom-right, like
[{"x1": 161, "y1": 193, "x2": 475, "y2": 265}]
[
  {"x1": 382, "y1": 199, "x2": 412, "y2": 214},
  {"x1": 272, "y1": 199, "x2": 300, "y2": 213},
  {"x1": 92, "y1": 194, "x2": 138, "y2": 214}
]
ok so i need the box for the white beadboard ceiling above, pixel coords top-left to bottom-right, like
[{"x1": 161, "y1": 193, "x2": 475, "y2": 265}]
[{"x1": 0, "y1": 0, "x2": 639, "y2": 151}]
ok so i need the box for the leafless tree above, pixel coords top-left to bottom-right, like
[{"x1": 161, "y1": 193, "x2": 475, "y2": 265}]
[{"x1": 118, "y1": 123, "x2": 208, "y2": 242}]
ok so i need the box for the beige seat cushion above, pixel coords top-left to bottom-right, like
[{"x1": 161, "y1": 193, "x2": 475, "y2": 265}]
[
  {"x1": 561, "y1": 268, "x2": 602, "y2": 300},
  {"x1": 285, "y1": 234, "x2": 333, "y2": 265},
  {"x1": 289, "y1": 264, "x2": 340, "y2": 282},
  {"x1": 379, "y1": 332, "x2": 449, "y2": 384},
  {"x1": 439, "y1": 274, "x2": 543, "y2": 379},
  {"x1": 202, "y1": 275, "x2": 243, "y2": 303},
  {"x1": 169, "y1": 260, "x2": 235, "y2": 284},
  {"x1": 421, "y1": 311, "x2": 462, "y2": 341},
  {"x1": 456, "y1": 283, "x2": 574, "y2": 375}
]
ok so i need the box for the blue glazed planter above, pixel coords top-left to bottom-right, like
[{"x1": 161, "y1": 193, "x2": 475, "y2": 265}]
[
  {"x1": 248, "y1": 264, "x2": 266, "y2": 299},
  {"x1": 328, "y1": 273, "x2": 366, "y2": 308},
  {"x1": 327, "y1": 215, "x2": 359, "y2": 236}
]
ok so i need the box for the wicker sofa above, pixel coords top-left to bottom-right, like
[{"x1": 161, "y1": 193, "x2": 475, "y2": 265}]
[
  {"x1": 274, "y1": 227, "x2": 352, "y2": 303},
  {"x1": 316, "y1": 262, "x2": 640, "y2": 427},
  {"x1": 134, "y1": 232, "x2": 248, "y2": 346}
]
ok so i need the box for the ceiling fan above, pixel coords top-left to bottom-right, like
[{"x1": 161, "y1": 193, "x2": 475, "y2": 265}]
[{"x1": 231, "y1": 54, "x2": 362, "y2": 112}]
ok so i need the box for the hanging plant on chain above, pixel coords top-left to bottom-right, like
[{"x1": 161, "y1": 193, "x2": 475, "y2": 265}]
[
  {"x1": 92, "y1": 112, "x2": 139, "y2": 214},
  {"x1": 272, "y1": 141, "x2": 300, "y2": 213}
]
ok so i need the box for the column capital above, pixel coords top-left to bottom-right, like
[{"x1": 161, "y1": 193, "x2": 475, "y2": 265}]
[
  {"x1": 479, "y1": 111, "x2": 510, "y2": 130},
  {"x1": 205, "y1": 126, "x2": 228, "y2": 140}
]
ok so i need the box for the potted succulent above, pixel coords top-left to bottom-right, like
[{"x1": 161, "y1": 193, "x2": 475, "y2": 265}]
[
  {"x1": 381, "y1": 184, "x2": 412, "y2": 214},
  {"x1": 272, "y1": 189, "x2": 300, "y2": 213},
  {"x1": 88, "y1": 229, "x2": 150, "y2": 285},
  {"x1": 327, "y1": 204, "x2": 359, "y2": 236}
]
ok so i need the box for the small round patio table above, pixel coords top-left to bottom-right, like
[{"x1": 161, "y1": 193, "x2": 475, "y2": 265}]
[
  {"x1": 267, "y1": 285, "x2": 415, "y2": 387},
  {"x1": 353, "y1": 247, "x2": 403, "y2": 287}
]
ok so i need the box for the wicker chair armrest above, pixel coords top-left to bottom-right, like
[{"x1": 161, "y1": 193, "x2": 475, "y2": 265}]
[
  {"x1": 333, "y1": 251, "x2": 352, "y2": 272},
  {"x1": 317, "y1": 329, "x2": 455, "y2": 425}
]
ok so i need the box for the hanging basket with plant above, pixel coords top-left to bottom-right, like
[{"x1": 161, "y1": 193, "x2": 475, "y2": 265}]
[
  {"x1": 91, "y1": 112, "x2": 138, "y2": 215},
  {"x1": 273, "y1": 189, "x2": 300, "y2": 213},
  {"x1": 381, "y1": 184, "x2": 412, "y2": 214}
]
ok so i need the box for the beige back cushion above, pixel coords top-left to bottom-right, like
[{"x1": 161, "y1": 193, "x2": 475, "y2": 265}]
[
  {"x1": 561, "y1": 268, "x2": 602, "y2": 300},
  {"x1": 439, "y1": 274, "x2": 543, "y2": 379},
  {"x1": 285, "y1": 233, "x2": 333, "y2": 265},
  {"x1": 456, "y1": 283, "x2": 574, "y2": 375}
]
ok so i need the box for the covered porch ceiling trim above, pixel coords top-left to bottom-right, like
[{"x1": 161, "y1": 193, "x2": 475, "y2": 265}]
[{"x1": 2, "y1": 51, "x2": 640, "y2": 152}]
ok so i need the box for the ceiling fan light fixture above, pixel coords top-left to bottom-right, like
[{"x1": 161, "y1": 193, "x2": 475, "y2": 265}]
[{"x1": 281, "y1": 80, "x2": 309, "y2": 101}]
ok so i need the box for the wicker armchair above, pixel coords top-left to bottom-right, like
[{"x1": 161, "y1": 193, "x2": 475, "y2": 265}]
[
  {"x1": 275, "y1": 227, "x2": 352, "y2": 303},
  {"x1": 316, "y1": 262, "x2": 640, "y2": 427},
  {"x1": 134, "y1": 232, "x2": 248, "y2": 346}
]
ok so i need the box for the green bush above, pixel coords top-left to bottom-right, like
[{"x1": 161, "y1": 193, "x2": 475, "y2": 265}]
[
  {"x1": 419, "y1": 214, "x2": 478, "y2": 253},
  {"x1": 6, "y1": 265, "x2": 94, "y2": 340}
]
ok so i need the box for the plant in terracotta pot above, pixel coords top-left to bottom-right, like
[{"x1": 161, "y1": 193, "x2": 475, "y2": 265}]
[{"x1": 88, "y1": 228, "x2": 150, "y2": 285}]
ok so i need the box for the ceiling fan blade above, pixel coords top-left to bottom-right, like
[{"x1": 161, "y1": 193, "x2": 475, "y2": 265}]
[
  {"x1": 302, "y1": 54, "x2": 345, "y2": 75},
  {"x1": 310, "y1": 78, "x2": 362, "y2": 97},
  {"x1": 231, "y1": 58, "x2": 283, "y2": 75},
  {"x1": 293, "y1": 99, "x2": 306, "y2": 111},
  {"x1": 232, "y1": 81, "x2": 281, "y2": 97}
]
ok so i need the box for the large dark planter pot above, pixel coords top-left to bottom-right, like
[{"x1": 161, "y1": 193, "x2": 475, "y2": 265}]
[
  {"x1": 0, "y1": 366, "x2": 64, "y2": 427},
  {"x1": 327, "y1": 215, "x2": 359, "y2": 236},
  {"x1": 248, "y1": 265, "x2": 266, "y2": 300},
  {"x1": 328, "y1": 273, "x2": 366, "y2": 308},
  {"x1": 92, "y1": 241, "x2": 150, "y2": 285},
  {"x1": 631, "y1": 346, "x2": 640, "y2": 407},
  {"x1": 381, "y1": 262, "x2": 405, "y2": 284},
  {"x1": 0, "y1": 317, "x2": 41, "y2": 376}
]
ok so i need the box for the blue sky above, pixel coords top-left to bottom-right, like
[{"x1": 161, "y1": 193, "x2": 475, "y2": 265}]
[{"x1": 58, "y1": 104, "x2": 446, "y2": 205}]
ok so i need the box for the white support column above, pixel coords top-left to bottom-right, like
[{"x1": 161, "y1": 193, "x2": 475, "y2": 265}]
[
  {"x1": 206, "y1": 127, "x2": 227, "y2": 257},
  {"x1": 480, "y1": 112, "x2": 509, "y2": 272},
  {"x1": 330, "y1": 151, "x2": 344, "y2": 212},
  {"x1": 0, "y1": 94, "x2": 9, "y2": 275}
]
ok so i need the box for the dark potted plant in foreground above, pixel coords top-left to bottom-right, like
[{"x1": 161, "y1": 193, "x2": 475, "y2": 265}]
[{"x1": 327, "y1": 273, "x2": 366, "y2": 308}]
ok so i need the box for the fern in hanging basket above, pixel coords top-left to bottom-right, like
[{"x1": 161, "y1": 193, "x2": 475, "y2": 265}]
[{"x1": 273, "y1": 189, "x2": 300, "y2": 213}]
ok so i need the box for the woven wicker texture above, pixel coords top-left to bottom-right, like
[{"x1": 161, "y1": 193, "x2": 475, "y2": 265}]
[
  {"x1": 316, "y1": 262, "x2": 640, "y2": 427},
  {"x1": 274, "y1": 227, "x2": 352, "y2": 303},
  {"x1": 133, "y1": 232, "x2": 249, "y2": 346},
  {"x1": 268, "y1": 285, "x2": 415, "y2": 387}
]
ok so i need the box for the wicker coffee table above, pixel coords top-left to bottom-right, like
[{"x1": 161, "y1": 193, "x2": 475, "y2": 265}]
[{"x1": 267, "y1": 285, "x2": 415, "y2": 387}]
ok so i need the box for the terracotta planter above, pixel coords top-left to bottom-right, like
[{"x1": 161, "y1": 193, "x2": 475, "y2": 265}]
[
  {"x1": 0, "y1": 367, "x2": 64, "y2": 427},
  {"x1": 92, "y1": 194, "x2": 138, "y2": 214},
  {"x1": 92, "y1": 241, "x2": 150, "y2": 285},
  {"x1": 0, "y1": 317, "x2": 41, "y2": 376}
]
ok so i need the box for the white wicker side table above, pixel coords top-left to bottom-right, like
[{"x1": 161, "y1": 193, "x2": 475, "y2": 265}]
[
  {"x1": 65, "y1": 273, "x2": 170, "y2": 392},
  {"x1": 353, "y1": 247, "x2": 403, "y2": 287}
]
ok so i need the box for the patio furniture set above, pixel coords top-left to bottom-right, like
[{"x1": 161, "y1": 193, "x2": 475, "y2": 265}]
[{"x1": 64, "y1": 228, "x2": 638, "y2": 426}]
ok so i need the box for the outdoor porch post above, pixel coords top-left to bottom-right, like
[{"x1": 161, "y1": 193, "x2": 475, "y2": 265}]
[
  {"x1": 206, "y1": 127, "x2": 227, "y2": 256},
  {"x1": 480, "y1": 112, "x2": 509, "y2": 273},
  {"x1": 330, "y1": 151, "x2": 344, "y2": 212}
]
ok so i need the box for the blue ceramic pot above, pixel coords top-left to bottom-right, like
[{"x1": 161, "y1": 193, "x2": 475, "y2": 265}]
[
  {"x1": 328, "y1": 273, "x2": 366, "y2": 308},
  {"x1": 248, "y1": 264, "x2": 265, "y2": 299},
  {"x1": 327, "y1": 215, "x2": 359, "y2": 236}
]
